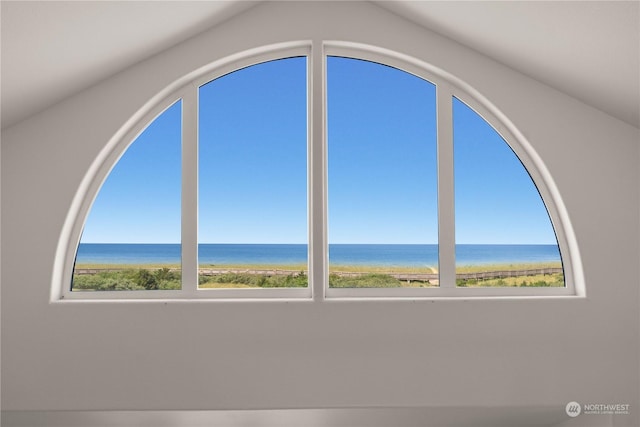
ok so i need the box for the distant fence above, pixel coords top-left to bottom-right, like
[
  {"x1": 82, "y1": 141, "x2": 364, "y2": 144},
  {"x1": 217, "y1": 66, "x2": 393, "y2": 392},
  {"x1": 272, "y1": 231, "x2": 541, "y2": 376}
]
[
  {"x1": 74, "y1": 268, "x2": 180, "y2": 275},
  {"x1": 75, "y1": 267, "x2": 562, "y2": 282},
  {"x1": 455, "y1": 268, "x2": 563, "y2": 281},
  {"x1": 327, "y1": 268, "x2": 562, "y2": 282}
]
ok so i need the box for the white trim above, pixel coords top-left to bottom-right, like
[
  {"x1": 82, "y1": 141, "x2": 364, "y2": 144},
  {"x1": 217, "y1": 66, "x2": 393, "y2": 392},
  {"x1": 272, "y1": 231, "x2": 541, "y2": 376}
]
[
  {"x1": 53, "y1": 40, "x2": 582, "y2": 302},
  {"x1": 189, "y1": 44, "x2": 311, "y2": 89},
  {"x1": 310, "y1": 40, "x2": 327, "y2": 302},
  {"x1": 326, "y1": 285, "x2": 574, "y2": 299},
  {"x1": 193, "y1": 44, "x2": 313, "y2": 299},
  {"x1": 54, "y1": 42, "x2": 314, "y2": 302},
  {"x1": 321, "y1": 41, "x2": 580, "y2": 299},
  {"x1": 58, "y1": 292, "x2": 313, "y2": 302},
  {"x1": 181, "y1": 85, "x2": 198, "y2": 296},
  {"x1": 56, "y1": 94, "x2": 185, "y2": 302},
  {"x1": 449, "y1": 90, "x2": 578, "y2": 297},
  {"x1": 436, "y1": 83, "x2": 456, "y2": 289}
]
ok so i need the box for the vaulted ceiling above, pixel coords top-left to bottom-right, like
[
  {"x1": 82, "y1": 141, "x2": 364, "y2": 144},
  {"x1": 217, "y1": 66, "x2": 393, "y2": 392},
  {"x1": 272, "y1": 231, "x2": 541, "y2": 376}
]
[{"x1": 2, "y1": 1, "x2": 638, "y2": 130}]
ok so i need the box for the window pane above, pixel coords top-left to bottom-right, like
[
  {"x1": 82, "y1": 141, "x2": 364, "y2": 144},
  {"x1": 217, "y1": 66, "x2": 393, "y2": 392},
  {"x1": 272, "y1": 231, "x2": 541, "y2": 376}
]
[
  {"x1": 72, "y1": 101, "x2": 182, "y2": 291},
  {"x1": 327, "y1": 57, "x2": 438, "y2": 289},
  {"x1": 453, "y1": 98, "x2": 564, "y2": 287},
  {"x1": 198, "y1": 57, "x2": 308, "y2": 289}
]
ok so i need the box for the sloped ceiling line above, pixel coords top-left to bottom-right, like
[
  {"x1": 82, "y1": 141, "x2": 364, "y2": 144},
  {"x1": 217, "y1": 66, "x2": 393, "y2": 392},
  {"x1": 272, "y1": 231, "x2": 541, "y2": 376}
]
[{"x1": 1, "y1": 1, "x2": 638, "y2": 129}]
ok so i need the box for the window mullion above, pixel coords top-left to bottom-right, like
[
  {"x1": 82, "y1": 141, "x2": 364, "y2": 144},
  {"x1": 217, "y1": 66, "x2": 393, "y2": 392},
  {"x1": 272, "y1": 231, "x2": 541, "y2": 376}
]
[
  {"x1": 182, "y1": 85, "x2": 199, "y2": 295},
  {"x1": 310, "y1": 41, "x2": 327, "y2": 301},
  {"x1": 437, "y1": 83, "x2": 456, "y2": 288}
]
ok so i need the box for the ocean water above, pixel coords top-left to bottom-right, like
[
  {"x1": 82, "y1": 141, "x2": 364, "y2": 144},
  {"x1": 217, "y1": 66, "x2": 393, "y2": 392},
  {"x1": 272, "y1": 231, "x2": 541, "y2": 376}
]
[{"x1": 75, "y1": 243, "x2": 561, "y2": 267}]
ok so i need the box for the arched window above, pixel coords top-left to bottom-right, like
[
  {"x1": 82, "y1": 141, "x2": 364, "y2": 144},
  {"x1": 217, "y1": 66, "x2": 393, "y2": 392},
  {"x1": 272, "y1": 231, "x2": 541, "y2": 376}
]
[
  {"x1": 63, "y1": 41, "x2": 575, "y2": 300},
  {"x1": 73, "y1": 101, "x2": 183, "y2": 292}
]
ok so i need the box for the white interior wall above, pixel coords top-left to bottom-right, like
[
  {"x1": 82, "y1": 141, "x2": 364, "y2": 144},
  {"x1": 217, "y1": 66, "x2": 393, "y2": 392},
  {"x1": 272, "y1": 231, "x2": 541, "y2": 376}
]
[{"x1": 1, "y1": 2, "x2": 638, "y2": 425}]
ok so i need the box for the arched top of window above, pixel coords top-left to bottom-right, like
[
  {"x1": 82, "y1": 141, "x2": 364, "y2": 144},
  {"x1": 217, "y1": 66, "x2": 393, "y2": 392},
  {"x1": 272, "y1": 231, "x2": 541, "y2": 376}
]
[{"x1": 53, "y1": 41, "x2": 582, "y2": 301}]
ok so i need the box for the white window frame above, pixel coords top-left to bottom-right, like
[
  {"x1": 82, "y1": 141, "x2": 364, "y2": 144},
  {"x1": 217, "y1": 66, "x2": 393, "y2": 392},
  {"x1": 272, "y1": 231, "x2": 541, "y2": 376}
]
[{"x1": 54, "y1": 40, "x2": 581, "y2": 301}]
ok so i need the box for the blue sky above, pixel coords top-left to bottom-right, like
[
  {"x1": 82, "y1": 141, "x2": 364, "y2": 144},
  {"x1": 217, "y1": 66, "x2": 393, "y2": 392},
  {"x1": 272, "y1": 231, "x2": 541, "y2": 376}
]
[
  {"x1": 81, "y1": 101, "x2": 182, "y2": 244},
  {"x1": 81, "y1": 56, "x2": 557, "y2": 245},
  {"x1": 327, "y1": 57, "x2": 438, "y2": 244},
  {"x1": 198, "y1": 57, "x2": 307, "y2": 244},
  {"x1": 453, "y1": 98, "x2": 556, "y2": 244}
]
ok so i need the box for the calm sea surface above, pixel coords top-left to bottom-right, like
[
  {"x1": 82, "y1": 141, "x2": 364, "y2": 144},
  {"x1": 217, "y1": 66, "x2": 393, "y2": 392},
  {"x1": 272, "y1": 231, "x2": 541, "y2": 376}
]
[{"x1": 76, "y1": 244, "x2": 561, "y2": 267}]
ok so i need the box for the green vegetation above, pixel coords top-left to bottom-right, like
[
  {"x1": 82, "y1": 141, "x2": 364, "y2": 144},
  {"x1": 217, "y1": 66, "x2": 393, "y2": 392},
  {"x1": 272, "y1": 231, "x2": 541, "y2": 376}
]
[
  {"x1": 72, "y1": 268, "x2": 180, "y2": 291},
  {"x1": 72, "y1": 268, "x2": 307, "y2": 291},
  {"x1": 455, "y1": 262, "x2": 561, "y2": 274},
  {"x1": 455, "y1": 262, "x2": 563, "y2": 287},
  {"x1": 329, "y1": 273, "x2": 432, "y2": 288},
  {"x1": 456, "y1": 273, "x2": 564, "y2": 287},
  {"x1": 199, "y1": 271, "x2": 308, "y2": 288},
  {"x1": 72, "y1": 263, "x2": 564, "y2": 291}
]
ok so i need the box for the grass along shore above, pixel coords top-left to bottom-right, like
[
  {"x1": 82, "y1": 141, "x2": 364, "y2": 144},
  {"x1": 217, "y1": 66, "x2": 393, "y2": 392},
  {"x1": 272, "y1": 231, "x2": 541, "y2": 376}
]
[
  {"x1": 73, "y1": 261, "x2": 563, "y2": 290},
  {"x1": 455, "y1": 261, "x2": 561, "y2": 273},
  {"x1": 455, "y1": 262, "x2": 563, "y2": 287}
]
